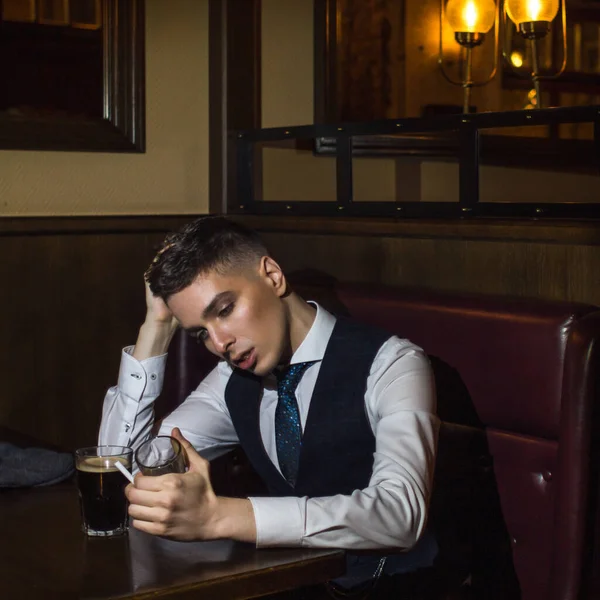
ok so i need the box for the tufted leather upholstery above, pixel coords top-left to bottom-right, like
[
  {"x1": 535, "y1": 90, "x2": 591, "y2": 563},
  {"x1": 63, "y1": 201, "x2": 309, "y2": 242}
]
[{"x1": 160, "y1": 281, "x2": 600, "y2": 600}]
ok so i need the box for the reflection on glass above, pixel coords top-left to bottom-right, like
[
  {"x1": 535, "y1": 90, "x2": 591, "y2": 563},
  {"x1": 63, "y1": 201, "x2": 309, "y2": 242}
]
[
  {"x1": 0, "y1": 5, "x2": 103, "y2": 119},
  {"x1": 2, "y1": 0, "x2": 35, "y2": 22},
  {"x1": 38, "y1": 0, "x2": 70, "y2": 26}
]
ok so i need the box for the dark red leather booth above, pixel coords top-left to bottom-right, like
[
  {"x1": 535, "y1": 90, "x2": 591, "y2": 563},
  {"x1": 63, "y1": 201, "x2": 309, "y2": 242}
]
[{"x1": 160, "y1": 281, "x2": 600, "y2": 600}]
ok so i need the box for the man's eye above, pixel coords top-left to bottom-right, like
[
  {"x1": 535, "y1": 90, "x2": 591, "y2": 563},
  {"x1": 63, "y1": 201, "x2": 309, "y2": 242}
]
[
  {"x1": 192, "y1": 329, "x2": 208, "y2": 344},
  {"x1": 218, "y1": 303, "x2": 234, "y2": 318}
]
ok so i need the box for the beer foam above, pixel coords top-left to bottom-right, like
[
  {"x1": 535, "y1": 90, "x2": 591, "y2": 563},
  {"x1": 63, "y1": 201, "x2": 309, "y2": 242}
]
[{"x1": 77, "y1": 456, "x2": 131, "y2": 473}]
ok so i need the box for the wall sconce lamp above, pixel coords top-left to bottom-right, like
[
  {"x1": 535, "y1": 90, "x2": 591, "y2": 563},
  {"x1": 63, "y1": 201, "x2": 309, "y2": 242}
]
[
  {"x1": 439, "y1": 0, "x2": 500, "y2": 113},
  {"x1": 503, "y1": 0, "x2": 567, "y2": 108}
]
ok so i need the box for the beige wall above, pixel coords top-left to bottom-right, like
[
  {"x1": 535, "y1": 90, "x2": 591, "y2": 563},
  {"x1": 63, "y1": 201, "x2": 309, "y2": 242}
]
[
  {"x1": 0, "y1": 0, "x2": 209, "y2": 217},
  {"x1": 261, "y1": 0, "x2": 314, "y2": 128},
  {"x1": 421, "y1": 161, "x2": 600, "y2": 203}
]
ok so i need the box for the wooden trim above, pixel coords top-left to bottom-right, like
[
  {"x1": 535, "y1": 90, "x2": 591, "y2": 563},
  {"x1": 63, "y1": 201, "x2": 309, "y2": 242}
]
[
  {"x1": 0, "y1": 215, "x2": 193, "y2": 235},
  {"x1": 2, "y1": 215, "x2": 598, "y2": 246},
  {"x1": 209, "y1": 0, "x2": 261, "y2": 215},
  {"x1": 232, "y1": 215, "x2": 600, "y2": 246},
  {"x1": 313, "y1": 130, "x2": 599, "y2": 176},
  {"x1": 313, "y1": 0, "x2": 340, "y2": 124},
  {"x1": 209, "y1": 0, "x2": 227, "y2": 214},
  {"x1": 227, "y1": 0, "x2": 261, "y2": 213},
  {"x1": 104, "y1": 0, "x2": 146, "y2": 151},
  {"x1": 225, "y1": 0, "x2": 261, "y2": 132}
]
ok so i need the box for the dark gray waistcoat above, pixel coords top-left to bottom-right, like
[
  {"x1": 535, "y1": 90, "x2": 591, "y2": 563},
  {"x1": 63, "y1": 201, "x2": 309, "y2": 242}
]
[{"x1": 224, "y1": 317, "x2": 390, "y2": 497}]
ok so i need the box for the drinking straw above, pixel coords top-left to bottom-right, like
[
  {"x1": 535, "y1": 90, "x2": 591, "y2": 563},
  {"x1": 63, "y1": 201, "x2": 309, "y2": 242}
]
[{"x1": 115, "y1": 460, "x2": 135, "y2": 484}]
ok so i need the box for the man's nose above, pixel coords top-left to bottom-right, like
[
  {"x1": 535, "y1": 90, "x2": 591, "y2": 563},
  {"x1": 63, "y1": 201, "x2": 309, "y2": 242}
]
[{"x1": 210, "y1": 327, "x2": 233, "y2": 355}]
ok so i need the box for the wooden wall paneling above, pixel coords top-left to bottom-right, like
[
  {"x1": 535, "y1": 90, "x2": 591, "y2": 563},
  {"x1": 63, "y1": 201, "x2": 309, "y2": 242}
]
[
  {"x1": 0, "y1": 222, "x2": 185, "y2": 450},
  {"x1": 260, "y1": 231, "x2": 600, "y2": 306},
  {"x1": 263, "y1": 232, "x2": 388, "y2": 284},
  {"x1": 567, "y1": 245, "x2": 600, "y2": 305},
  {"x1": 1, "y1": 216, "x2": 598, "y2": 450},
  {"x1": 234, "y1": 215, "x2": 600, "y2": 246},
  {"x1": 379, "y1": 239, "x2": 570, "y2": 300}
]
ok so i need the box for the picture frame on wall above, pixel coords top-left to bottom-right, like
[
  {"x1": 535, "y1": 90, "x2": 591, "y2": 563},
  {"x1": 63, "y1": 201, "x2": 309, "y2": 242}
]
[
  {"x1": 71, "y1": 0, "x2": 101, "y2": 30},
  {"x1": 2, "y1": 0, "x2": 36, "y2": 22},
  {"x1": 314, "y1": 0, "x2": 406, "y2": 124},
  {"x1": 38, "y1": 0, "x2": 70, "y2": 26},
  {"x1": 0, "y1": 0, "x2": 145, "y2": 152}
]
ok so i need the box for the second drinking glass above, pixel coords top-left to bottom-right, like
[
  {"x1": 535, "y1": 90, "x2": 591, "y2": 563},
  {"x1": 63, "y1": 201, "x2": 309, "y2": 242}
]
[{"x1": 135, "y1": 436, "x2": 187, "y2": 476}]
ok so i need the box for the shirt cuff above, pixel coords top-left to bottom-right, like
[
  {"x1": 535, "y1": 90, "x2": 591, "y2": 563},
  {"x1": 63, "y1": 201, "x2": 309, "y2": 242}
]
[
  {"x1": 248, "y1": 496, "x2": 305, "y2": 547},
  {"x1": 118, "y1": 346, "x2": 167, "y2": 400}
]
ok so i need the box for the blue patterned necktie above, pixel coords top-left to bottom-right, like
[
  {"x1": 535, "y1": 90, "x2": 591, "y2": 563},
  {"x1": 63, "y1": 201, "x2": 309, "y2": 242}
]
[{"x1": 275, "y1": 362, "x2": 313, "y2": 486}]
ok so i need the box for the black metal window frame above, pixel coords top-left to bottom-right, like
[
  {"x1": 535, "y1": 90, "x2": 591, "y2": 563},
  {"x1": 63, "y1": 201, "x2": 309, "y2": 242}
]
[{"x1": 232, "y1": 105, "x2": 600, "y2": 219}]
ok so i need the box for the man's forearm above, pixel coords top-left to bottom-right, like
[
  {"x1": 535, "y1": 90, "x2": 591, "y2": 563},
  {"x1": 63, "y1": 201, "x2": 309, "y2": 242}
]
[{"x1": 133, "y1": 320, "x2": 177, "y2": 361}]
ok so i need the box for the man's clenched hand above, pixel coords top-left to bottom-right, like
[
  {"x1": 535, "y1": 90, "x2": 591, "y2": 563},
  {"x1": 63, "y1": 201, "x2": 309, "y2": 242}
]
[{"x1": 126, "y1": 428, "x2": 257, "y2": 543}]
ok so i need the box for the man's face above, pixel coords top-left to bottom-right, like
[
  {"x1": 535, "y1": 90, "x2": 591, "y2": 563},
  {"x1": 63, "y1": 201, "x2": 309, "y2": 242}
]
[{"x1": 166, "y1": 258, "x2": 289, "y2": 377}]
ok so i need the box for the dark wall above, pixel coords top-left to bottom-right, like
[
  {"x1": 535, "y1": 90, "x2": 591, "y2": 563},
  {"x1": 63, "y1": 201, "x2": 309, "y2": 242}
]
[
  {"x1": 0, "y1": 217, "x2": 189, "y2": 450},
  {"x1": 241, "y1": 216, "x2": 600, "y2": 306},
  {"x1": 1, "y1": 215, "x2": 599, "y2": 450}
]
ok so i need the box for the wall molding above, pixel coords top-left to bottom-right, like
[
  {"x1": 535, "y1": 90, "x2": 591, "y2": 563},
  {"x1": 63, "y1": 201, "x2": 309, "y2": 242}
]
[{"x1": 1, "y1": 214, "x2": 599, "y2": 246}]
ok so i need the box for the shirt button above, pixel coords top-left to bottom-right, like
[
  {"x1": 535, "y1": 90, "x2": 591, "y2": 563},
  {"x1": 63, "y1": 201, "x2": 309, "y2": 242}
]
[
  {"x1": 130, "y1": 373, "x2": 142, "y2": 380},
  {"x1": 150, "y1": 373, "x2": 157, "y2": 380}
]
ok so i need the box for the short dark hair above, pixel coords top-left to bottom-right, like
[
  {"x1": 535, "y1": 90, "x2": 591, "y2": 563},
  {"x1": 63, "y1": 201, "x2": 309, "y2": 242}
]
[{"x1": 145, "y1": 216, "x2": 269, "y2": 300}]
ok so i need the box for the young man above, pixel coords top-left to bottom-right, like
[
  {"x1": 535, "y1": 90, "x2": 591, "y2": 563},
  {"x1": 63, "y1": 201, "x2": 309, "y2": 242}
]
[{"x1": 99, "y1": 216, "x2": 439, "y2": 594}]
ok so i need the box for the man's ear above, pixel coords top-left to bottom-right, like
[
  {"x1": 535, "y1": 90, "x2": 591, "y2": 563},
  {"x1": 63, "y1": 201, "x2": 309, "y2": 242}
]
[{"x1": 259, "y1": 256, "x2": 287, "y2": 297}]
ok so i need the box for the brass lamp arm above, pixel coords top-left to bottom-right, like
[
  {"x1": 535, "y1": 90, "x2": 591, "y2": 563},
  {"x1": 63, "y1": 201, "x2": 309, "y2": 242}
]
[
  {"x1": 473, "y1": 0, "x2": 500, "y2": 86},
  {"x1": 501, "y1": 2, "x2": 514, "y2": 71},
  {"x1": 438, "y1": 0, "x2": 465, "y2": 86},
  {"x1": 537, "y1": 0, "x2": 567, "y2": 81}
]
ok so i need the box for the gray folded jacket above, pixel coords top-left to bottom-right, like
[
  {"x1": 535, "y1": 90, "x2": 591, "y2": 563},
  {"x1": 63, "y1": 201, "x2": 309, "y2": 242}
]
[{"x1": 0, "y1": 442, "x2": 75, "y2": 488}]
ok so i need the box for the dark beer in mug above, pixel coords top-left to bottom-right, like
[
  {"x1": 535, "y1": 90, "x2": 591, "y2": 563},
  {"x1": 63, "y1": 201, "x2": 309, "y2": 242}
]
[{"x1": 75, "y1": 446, "x2": 133, "y2": 537}]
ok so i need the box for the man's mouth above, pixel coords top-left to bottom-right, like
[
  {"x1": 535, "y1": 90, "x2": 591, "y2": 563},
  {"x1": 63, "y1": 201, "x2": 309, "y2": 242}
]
[{"x1": 233, "y1": 349, "x2": 256, "y2": 371}]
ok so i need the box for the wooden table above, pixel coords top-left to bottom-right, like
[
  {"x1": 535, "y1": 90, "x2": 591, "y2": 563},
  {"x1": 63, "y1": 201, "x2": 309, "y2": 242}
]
[{"x1": 0, "y1": 482, "x2": 344, "y2": 599}]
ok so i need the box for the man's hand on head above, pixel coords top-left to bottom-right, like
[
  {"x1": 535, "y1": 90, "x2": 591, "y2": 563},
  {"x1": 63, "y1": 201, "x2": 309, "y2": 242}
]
[
  {"x1": 143, "y1": 279, "x2": 178, "y2": 328},
  {"x1": 126, "y1": 428, "x2": 257, "y2": 543},
  {"x1": 132, "y1": 280, "x2": 179, "y2": 361}
]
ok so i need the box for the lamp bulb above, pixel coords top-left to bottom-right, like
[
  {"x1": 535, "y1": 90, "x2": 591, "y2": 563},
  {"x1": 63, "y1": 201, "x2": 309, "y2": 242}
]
[
  {"x1": 445, "y1": 0, "x2": 496, "y2": 34},
  {"x1": 505, "y1": 0, "x2": 559, "y2": 26}
]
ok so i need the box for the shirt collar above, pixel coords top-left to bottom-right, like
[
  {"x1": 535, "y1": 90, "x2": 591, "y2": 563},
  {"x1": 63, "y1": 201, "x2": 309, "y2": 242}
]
[{"x1": 289, "y1": 302, "x2": 336, "y2": 365}]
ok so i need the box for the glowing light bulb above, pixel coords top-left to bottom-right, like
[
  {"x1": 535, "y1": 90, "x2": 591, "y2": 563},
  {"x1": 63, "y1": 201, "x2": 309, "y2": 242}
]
[
  {"x1": 464, "y1": 2, "x2": 478, "y2": 30},
  {"x1": 505, "y1": 0, "x2": 559, "y2": 26},
  {"x1": 528, "y1": 0, "x2": 541, "y2": 21},
  {"x1": 445, "y1": 0, "x2": 496, "y2": 34}
]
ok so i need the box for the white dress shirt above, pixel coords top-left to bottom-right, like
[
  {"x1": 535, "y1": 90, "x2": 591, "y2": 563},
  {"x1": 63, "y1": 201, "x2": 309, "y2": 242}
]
[{"x1": 99, "y1": 303, "x2": 439, "y2": 550}]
